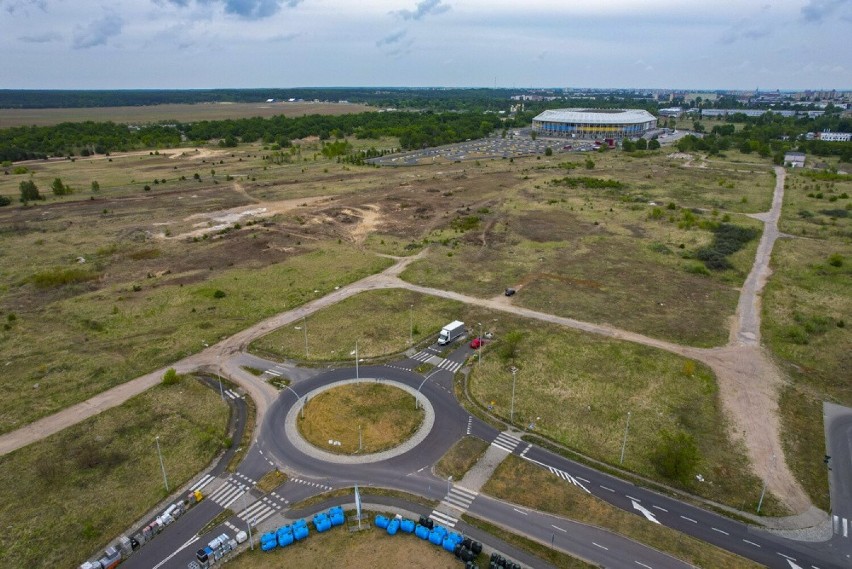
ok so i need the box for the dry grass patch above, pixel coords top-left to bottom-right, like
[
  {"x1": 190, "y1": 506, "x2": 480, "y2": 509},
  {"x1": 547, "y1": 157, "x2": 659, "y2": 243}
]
[
  {"x1": 0, "y1": 377, "x2": 229, "y2": 569},
  {"x1": 298, "y1": 383, "x2": 423, "y2": 454},
  {"x1": 483, "y1": 456, "x2": 762, "y2": 569},
  {"x1": 434, "y1": 436, "x2": 490, "y2": 480},
  {"x1": 256, "y1": 469, "x2": 288, "y2": 493}
]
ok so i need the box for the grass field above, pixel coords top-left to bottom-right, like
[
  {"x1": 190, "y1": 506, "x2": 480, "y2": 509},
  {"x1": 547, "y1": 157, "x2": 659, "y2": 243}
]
[
  {"x1": 0, "y1": 101, "x2": 372, "y2": 128},
  {"x1": 399, "y1": 150, "x2": 772, "y2": 347},
  {"x1": 762, "y1": 237, "x2": 851, "y2": 510},
  {"x1": 250, "y1": 289, "x2": 465, "y2": 361},
  {"x1": 779, "y1": 170, "x2": 852, "y2": 239},
  {"x1": 0, "y1": 376, "x2": 229, "y2": 569},
  {"x1": 434, "y1": 436, "x2": 490, "y2": 480},
  {"x1": 298, "y1": 383, "x2": 423, "y2": 454},
  {"x1": 483, "y1": 455, "x2": 762, "y2": 569},
  {"x1": 469, "y1": 323, "x2": 784, "y2": 513}
]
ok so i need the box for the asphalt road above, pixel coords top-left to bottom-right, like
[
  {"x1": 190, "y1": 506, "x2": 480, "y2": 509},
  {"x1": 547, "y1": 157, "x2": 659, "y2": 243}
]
[
  {"x1": 109, "y1": 343, "x2": 852, "y2": 569},
  {"x1": 825, "y1": 402, "x2": 852, "y2": 560}
]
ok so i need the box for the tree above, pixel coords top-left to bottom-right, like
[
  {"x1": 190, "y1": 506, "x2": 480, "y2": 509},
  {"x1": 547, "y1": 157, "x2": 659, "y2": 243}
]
[
  {"x1": 530, "y1": 131, "x2": 537, "y2": 140},
  {"x1": 653, "y1": 430, "x2": 700, "y2": 483},
  {"x1": 544, "y1": 147, "x2": 553, "y2": 156},
  {"x1": 634, "y1": 138, "x2": 648, "y2": 151},
  {"x1": 621, "y1": 139, "x2": 635, "y2": 152},
  {"x1": 648, "y1": 139, "x2": 661, "y2": 150},
  {"x1": 91, "y1": 180, "x2": 100, "y2": 193},
  {"x1": 498, "y1": 330, "x2": 524, "y2": 363},
  {"x1": 19, "y1": 179, "x2": 42, "y2": 202},
  {"x1": 0, "y1": 195, "x2": 10, "y2": 207},
  {"x1": 51, "y1": 177, "x2": 71, "y2": 196}
]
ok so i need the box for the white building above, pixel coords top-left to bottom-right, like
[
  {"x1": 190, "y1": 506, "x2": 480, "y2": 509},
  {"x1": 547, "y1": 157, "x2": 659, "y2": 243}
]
[
  {"x1": 816, "y1": 130, "x2": 851, "y2": 142},
  {"x1": 784, "y1": 152, "x2": 806, "y2": 168},
  {"x1": 531, "y1": 108, "x2": 657, "y2": 140}
]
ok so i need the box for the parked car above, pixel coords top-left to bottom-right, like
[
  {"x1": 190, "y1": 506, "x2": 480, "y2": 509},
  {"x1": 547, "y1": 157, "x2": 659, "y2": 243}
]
[{"x1": 504, "y1": 288, "x2": 516, "y2": 297}]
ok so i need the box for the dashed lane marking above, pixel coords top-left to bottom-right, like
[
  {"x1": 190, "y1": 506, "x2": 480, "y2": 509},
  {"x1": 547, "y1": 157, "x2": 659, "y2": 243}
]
[
  {"x1": 600, "y1": 485, "x2": 615, "y2": 492},
  {"x1": 592, "y1": 542, "x2": 608, "y2": 551},
  {"x1": 680, "y1": 515, "x2": 697, "y2": 524},
  {"x1": 712, "y1": 527, "x2": 729, "y2": 535},
  {"x1": 513, "y1": 508, "x2": 528, "y2": 516},
  {"x1": 743, "y1": 539, "x2": 761, "y2": 548},
  {"x1": 651, "y1": 505, "x2": 668, "y2": 512},
  {"x1": 626, "y1": 495, "x2": 641, "y2": 502},
  {"x1": 635, "y1": 562, "x2": 653, "y2": 569},
  {"x1": 777, "y1": 553, "x2": 796, "y2": 561},
  {"x1": 551, "y1": 525, "x2": 567, "y2": 532}
]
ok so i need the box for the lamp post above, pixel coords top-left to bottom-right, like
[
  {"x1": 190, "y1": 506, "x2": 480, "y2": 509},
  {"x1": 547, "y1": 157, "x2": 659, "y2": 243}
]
[
  {"x1": 358, "y1": 424, "x2": 363, "y2": 452},
  {"x1": 155, "y1": 436, "x2": 169, "y2": 493},
  {"x1": 447, "y1": 475, "x2": 452, "y2": 495},
  {"x1": 355, "y1": 340, "x2": 359, "y2": 380},
  {"x1": 619, "y1": 411, "x2": 631, "y2": 465},
  {"x1": 202, "y1": 342, "x2": 224, "y2": 401},
  {"x1": 478, "y1": 322, "x2": 483, "y2": 364},
  {"x1": 242, "y1": 489, "x2": 254, "y2": 550},
  {"x1": 510, "y1": 366, "x2": 518, "y2": 424},
  {"x1": 409, "y1": 304, "x2": 414, "y2": 346},
  {"x1": 303, "y1": 316, "x2": 308, "y2": 358}
]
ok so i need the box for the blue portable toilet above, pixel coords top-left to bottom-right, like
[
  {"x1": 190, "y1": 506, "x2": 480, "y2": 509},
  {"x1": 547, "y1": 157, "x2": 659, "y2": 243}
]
[
  {"x1": 448, "y1": 532, "x2": 463, "y2": 545},
  {"x1": 415, "y1": 524, "x2": 430, "y2": 540},
  {"x1": 278, "y1": 530, "x2": 294, "y2": 547},
  {"x1": 428, "y1": 529, "x2": 444, "y2": 545},
  {"x1": 293, "y1": 518, "x2": 307, "y2": 529},
  {"x1": 314, "y1": 514, "x2": 332, "y2": 533},
  {"x1": 400, "y1": 519, "x2": 415, "y2": 533},
  {"x1": 261, "y1": 531, "x2": 277, "y2": 544},
  {"x1": 386, "y1": 519, "x2": 400, "y2": 536},
  {"x1": 293, "y1": 524, "x2": 309, "y2": 541},
  {"x1": 329, "y1": 508, "x2": 345, "y2": 526},
  {"x1": 442, "y1": 537, "x2": 457, "y2": 552},
  {"x1": 374, "y1": 515, "x2": 390, "y2": 529}
]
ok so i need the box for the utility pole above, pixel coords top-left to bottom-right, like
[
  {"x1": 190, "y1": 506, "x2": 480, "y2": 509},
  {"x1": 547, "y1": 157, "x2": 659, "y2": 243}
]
[
  {"x1": 359, "y1": 424, "x2": 363, "y2": 452},
  {"x1": 155, "y1": 436, "x2": 169, "y2": 493},
  {"x1": 620, "y1": 411, "x2": 631, "y2": 465},
  {"x1": 242, "y1": 489, "x2": 254, "y2": 550},
  {"x1": 409, "y1": 304, "x2": 414, "y2": 346},
  {"x1": 355, "y1": 340, "x2": 359, "y2": 380},
  {"x1": 478, "y1": 322, "x2": 483, "y2": 364},
  {"x1": 217, "y1": 352, "x2": 225, "y2": 401},
  {"x1": 447, "y1": 475, "x2": 452, "y2": 495}
]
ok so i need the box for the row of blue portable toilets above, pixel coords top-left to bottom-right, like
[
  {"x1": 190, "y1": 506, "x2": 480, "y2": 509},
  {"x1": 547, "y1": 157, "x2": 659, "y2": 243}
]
[{"x1": 260, "y1": 506, "x2": 346, "y2": 550}]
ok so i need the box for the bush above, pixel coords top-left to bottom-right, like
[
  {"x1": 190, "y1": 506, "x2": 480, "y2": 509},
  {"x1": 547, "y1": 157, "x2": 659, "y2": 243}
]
[
  {"x1": 0, "y1": 195, "x2": 10, "y2": 207},
  {"x1": 162, "y1": 368, "x2": 180, "y2": 385},
  {"x1": 828, "y1": 253, "x2": 844, "y2": 267},
  {"x1": 30, "y1": 267, "x2": 100, "y2": 288},
  {"x1": 695, "y1": 223, "x2": 759, "y2": 271},
  {"x1": 213, "y1": 289, "x2": 226, "y2": 299},
  {"x1": 544, "y1": 147, "x2": 553, "y2": 156},
  {"x1": 653, "y1": 430, "x2": 700, "y2": 484}
]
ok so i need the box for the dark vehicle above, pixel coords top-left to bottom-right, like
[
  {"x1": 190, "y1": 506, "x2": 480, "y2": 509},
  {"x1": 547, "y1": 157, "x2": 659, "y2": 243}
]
[{"x1": 504, "y1": 288, "x2": 516, "y2": 296}]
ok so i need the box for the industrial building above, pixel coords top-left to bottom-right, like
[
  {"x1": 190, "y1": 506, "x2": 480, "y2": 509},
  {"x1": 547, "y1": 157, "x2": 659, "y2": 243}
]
[{"x1": 531, "y1": 108, "x2": 657, "y2": 140}]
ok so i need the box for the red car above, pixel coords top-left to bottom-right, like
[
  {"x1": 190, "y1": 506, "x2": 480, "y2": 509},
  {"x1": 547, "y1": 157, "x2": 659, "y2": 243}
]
[{"x1": 470, "y1": 337, "x2": 483, "y2": 349}]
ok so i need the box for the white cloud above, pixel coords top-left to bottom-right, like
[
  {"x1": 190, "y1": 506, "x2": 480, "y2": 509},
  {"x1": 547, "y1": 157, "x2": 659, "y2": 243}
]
[
  {"x1": 72, "y1": 14, "x2": 124, "y2": 49},
  {"x1": 392, "y1": 0, "x2": 450, "y2": 21}
]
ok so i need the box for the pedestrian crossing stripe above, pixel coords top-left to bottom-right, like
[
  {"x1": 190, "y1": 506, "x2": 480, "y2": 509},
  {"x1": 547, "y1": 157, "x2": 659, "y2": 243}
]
[
  {"x1": 466, "y1": 416, "x2": 473, "y2": 435},
  {"x1": 491, "y1": 432, "x2": 522, "y2": 453},
  {"x1": 237, "y1": 500, "x2": 277, "y2": 526},
  {"x1": 833, "y1": 515, "x2": 850, "y2": 538},
  {"x1": 265, "y1": 369, "x2": 282, "y2": 376},
  {"x1": 207, "y1": 480, "x2": 248, "y2": 509},
  {"x1": 436, "y1": 359, "x2": 462, "y2": 373},
  {"x1": 291, "y1": 477, "x2": 333, "y2": 491},
  {"x1": 225, "y1": 389, "x2": 239, "y2": 399},
  {"x1": 189, "y1": 473, "x2": 215, "y2": 492},
  {"x1": 428, "y1": 510, "x2": 458, "y2": 528}
]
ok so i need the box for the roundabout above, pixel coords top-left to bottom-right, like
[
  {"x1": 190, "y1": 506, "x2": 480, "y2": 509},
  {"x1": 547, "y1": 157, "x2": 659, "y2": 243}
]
[{"x1": 286, "y1": 378, "x2": 435, "y2": 464}]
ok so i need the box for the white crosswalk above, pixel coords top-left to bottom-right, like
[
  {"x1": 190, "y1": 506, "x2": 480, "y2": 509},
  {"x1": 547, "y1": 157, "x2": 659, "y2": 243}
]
[
  {"x1": 412, "y1": 349, "x2": 439, "y2": 362},
  {"x1": 189, "y1": 473, "x2": 216, "y2": 492},
  {"x1": 429, "y1": 486, "x2": 478, "y2": 529},
  {"x1": 491, "y1": 432, "x2": 522, "y2": 453},
  {"x1": 225, "y1": 389, "x2": 240, "y2": 399},
  {"x1": 234, "y1": 472, "x2": 256, "y2": 485},
  {"x1": 833, "y1": 515, "x2": 850, "y2": 538},
  {"x1": 436, "y1": 359, "x2": 462, "y2": 373},
  {"x1": 466, "y1": 416, "x2": 473, "y2": 435},
  {"x1": 206, "y1": 478, "x2": 248, "y2": 509},
  {"x1": 236, "y1": 496, "x2": 282, "y2": 526}
]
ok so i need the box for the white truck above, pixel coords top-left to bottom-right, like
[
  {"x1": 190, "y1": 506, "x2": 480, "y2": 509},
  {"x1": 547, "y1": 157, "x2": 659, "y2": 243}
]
[{"x1": 438, "y1": 321, "x2": 465, "y2": 345}]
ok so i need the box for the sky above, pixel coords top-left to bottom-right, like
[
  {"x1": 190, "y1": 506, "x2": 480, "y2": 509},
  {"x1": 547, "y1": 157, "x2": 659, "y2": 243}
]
[{"x1": 1, "y1": 0, "x2": 851, "y2": 90}]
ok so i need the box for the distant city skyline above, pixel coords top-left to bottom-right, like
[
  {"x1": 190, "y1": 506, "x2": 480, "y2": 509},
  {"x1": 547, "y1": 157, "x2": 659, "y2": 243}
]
[{"x1": 1, "y1": 0, "x2": 851, "y2": 90}]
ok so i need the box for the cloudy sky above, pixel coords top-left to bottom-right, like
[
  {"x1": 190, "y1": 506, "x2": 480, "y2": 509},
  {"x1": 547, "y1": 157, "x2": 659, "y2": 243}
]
[{"x1": 2, "y1": 0, "x2": 850, "y2": 90}]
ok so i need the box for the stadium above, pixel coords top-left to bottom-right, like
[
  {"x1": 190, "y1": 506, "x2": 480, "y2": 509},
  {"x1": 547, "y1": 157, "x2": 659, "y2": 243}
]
[{"x1": 531, "y1": 108, "x2": 657, "y2": 140}]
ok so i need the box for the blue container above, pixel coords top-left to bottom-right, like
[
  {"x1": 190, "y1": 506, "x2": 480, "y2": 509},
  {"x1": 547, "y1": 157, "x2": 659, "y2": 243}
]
[
  {"x1": 293, "y1": 525, "x2": 309, "y2": 541},
  {"x1": 386, "y1": 519, "x2": 400, "y2": 536},
  {"x1": 415, "y1": 524, "x2": 430, "y2": 540},
  {"x1": 313, "y1": 514, "x2": 328, "y2": 530},
  {"x1": 442, "y1": 537, "x2": 457, "y2": 552},
  {"x1": 330, "y1": 511, "x2": 345, "y2": 526},
  {"x1": 374, "y1": 515, "x2": 390, "y2": 529},
  {"x1": 329, "y1": 506, "x2": 344, "y2": 517},
  {"x1": 316, "y1": 518, "x2": 332, "y2": 533},
  {"x1": 261, "y1": 532, "x2": 277, "y2": 544},
  {"x1": 261, "y1": 539, "x2": 277, "y2": 552},
  {"x1": 448, "y1": 532, "x2": 463, "y2": 545},
  {"x1": 293, "y1": 518, "x2": 308, "y2": 529},
  {"x1": 400, "y1": 519, "x2": 415, "y2": 533},
  {"x1": 428, "y1": 530, "x2": 444, "y2": 545},
  {"x1": 278, "y1": 531, "x2": 294, "y2": 547}
]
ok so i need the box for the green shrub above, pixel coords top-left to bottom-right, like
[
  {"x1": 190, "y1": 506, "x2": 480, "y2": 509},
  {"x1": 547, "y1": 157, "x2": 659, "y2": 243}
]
[
  {"x1": 653, "y1": 430, "x2": 699, "y2": 484},
  {"x1": 695, "y1": 224, "x2": 759, "y2": 271},
  {"x1": 0, "y1": 195, "x2": 10, "y2": 207},
  {"x1": 213, "y1": 289, "x2": 226, "y2": 299},
  {"x1": 30, "y1": 267, "x2": 100, "y2": 288},
  {"x1": 828, "y1": 253, "x2": 844, "y2": 267},
  {"x1": 162, "y1": 368, "x2": 180, "y2": 385}
]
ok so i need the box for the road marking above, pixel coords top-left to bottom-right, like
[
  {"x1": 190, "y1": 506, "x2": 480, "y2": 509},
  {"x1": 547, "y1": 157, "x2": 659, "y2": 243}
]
[
  {"x1": 786, "y1": 559, "x2": 806, "y2": 569},
  {"x1": 592, "y1": 542, "x2": 608, "y2": 550},
  {"x1": 844, "y1": 517, "x2": 849, "y2": 538},
  {"x1": 632, "y1": 500, "x2": 661, "y2": 524},
  {"x1": 551, "y1": 525, "x2": 567, "y2": 532},
  {"x1": 712, "y1": 527, "x2": 729, "y2": 535},
  {"x1": 466, "y1": 416, "x2": 473, "y2": 435},
  {"x1": 491, "y1": 432, "x2": 522, "y2": 453},
  {"x1": 777, "y1": 553, "x2": 796, "y2": 561},
  {"x1": 626, "y1": 495, "x2": 641, "y2": 502},
  {"x1": 265, "y1": 369, "x2": 282, "y2": 376},
  {"x1": 680, "y1": 515, "x2": 697, "y2": 524},
  {"x1": 189, "y1": 474, "x2": 215, "y2": 492},
  {"x1": 577, "y1": 476, "x2": 590, "y2": 483},
  {"x1": 513, "y1": 508, "x2": 528, "y2": 516},
  {"x1": 600, "y1": 485, "x2": 615, "y2": 492},
  {"x1": 635, "y1": 562, "x2": 653, "y2": 569},
  {"x1": 152, "y1": 535, "x2": 199, "y2": 569},
  {"x1": 651, "y1": 505, "x2": 668, "y2": 512},
  {"x1": 429, "y1": 510, "x2": 458, "y2": 528},
  {"x1": 743, "y1": 539, "x2": 761, "y2": 548}
]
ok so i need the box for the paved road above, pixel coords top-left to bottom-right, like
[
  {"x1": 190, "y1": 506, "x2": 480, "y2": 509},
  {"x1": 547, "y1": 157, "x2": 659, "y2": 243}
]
[{"x1": 825, "y1": 402, "x2": 852, "y2": 561}]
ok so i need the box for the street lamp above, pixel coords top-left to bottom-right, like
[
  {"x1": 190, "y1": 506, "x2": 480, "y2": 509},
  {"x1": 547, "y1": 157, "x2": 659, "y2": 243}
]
[
  {"x1": 757, "y1": 453, "x2": 776, "y2": 513},
  {"x1": 619, "y1": 411, "x2": 631, "y2": 465},
  {"x1": 202, "y1": 342, "x2": 224, "y2": 401},
  {"x1": 510, "y1": 366, "x2": 518, "y2": 424},
  {"x1": 447, "y1": 475, "x2": 452, "y2": 495},
  {"x1": 155, "y1": 436, "x2": 169, "y2": 493},
  {"x1": 242, "y1": 488, "x2": 254, "y2": 550},
  {"x1": 409, "y1": 304, "x2": 414, "y2": 346},
  {"x1": 478, "y1": 322, "x2": 483, "y2": 364},
  {"x1": 355, "y1": 340, "x2": 359, "y2": 380},
  {"x1": 303, "y1": 316, "x2": 309, "y2": 359}
]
